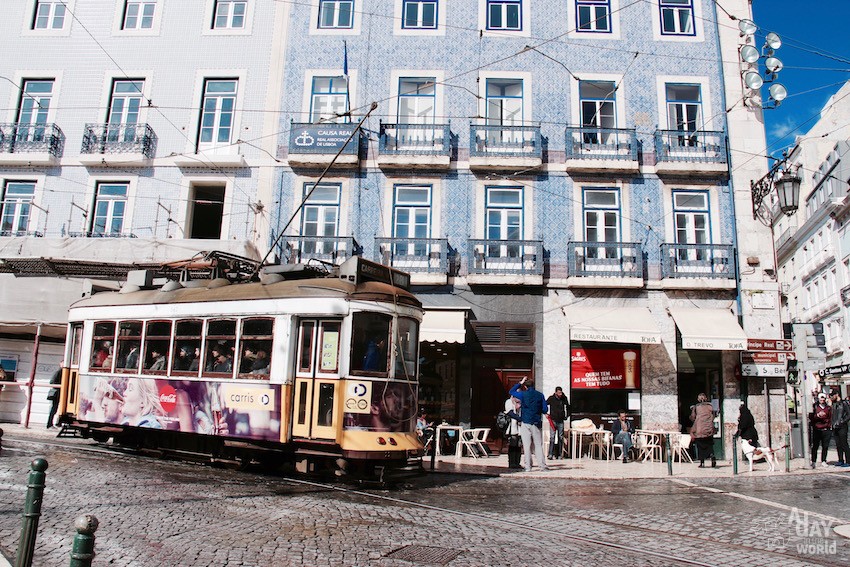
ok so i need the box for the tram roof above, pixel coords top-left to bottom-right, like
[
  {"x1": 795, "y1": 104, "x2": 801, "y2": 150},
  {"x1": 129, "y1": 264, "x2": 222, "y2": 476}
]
[{"x1": 69, "y1": 277, "x2": 421, "y2": 311}]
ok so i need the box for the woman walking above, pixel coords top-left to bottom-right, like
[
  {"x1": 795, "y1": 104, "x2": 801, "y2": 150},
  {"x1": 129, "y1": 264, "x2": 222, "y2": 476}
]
[{"x1": 690, "y1": 393, "x2": 716, "y2": 468}]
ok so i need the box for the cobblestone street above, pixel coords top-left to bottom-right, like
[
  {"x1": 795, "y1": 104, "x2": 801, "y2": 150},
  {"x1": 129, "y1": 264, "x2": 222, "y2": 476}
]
[{"x1": 1, "y1": 435, "x2": 848, "y2": 566}]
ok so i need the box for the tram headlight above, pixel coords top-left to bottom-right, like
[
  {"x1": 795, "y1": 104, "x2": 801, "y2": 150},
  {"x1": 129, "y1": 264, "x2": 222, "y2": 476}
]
[
  {"x1": 388, "y1": 437, "x2": 398, "y2": 446},
  {"x1": 377, "y1": 437, "x2": 387, "y2": 445}
]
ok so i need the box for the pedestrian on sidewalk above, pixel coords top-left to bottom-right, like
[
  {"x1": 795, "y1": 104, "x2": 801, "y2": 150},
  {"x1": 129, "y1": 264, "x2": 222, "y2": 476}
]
[
  {"x1": 504, "y1": 394, "x2": 522, "y2": 469},
  {"x1": 46, "y1": 368, "x2": 61, "y2": 428},
  {"x1": 509, "y1": 377, "x2": 548, "y2": 472},
  {"x1": 810, "y1": 392, "x2": 832, "y2": 469},
  {"x1": 829, "y1": 390, "x2": 849, "y2": 467},
  {"x1": 546, "y1": 386, "x2": 570, "y2": 459},
  {"x1": 734, "y1": 403, "x2": 759, "y2": 447},
  {"x1": 690, "y1": 393, "x2": 716, "y2": 468}
]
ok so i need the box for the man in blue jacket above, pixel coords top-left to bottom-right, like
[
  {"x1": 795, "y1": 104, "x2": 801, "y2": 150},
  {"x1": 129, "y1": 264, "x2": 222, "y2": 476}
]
[{"x1": 509, "y1": 376, "x2": 549, "y2": 472}]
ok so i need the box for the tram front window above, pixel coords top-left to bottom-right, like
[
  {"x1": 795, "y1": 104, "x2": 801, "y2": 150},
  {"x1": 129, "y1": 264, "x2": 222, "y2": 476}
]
[
  {"x1": 115, "y1": 321, "x2": 142, "y2": 373},
  {"x1": 350, "y1": 313, "x2": 391, "y2": 375},
  {"x1": 394, "y1": 317, "x2": 419, "y2": 380}
]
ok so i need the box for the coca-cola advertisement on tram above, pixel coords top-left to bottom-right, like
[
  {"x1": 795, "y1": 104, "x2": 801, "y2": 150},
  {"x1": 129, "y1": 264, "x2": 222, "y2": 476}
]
[{"x1": 76, "y1": 374, "x2": 281, "y2": 442}]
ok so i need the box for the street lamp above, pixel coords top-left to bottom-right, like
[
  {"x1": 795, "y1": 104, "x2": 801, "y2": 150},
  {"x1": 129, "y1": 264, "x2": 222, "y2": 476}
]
[
  {"x1": 738, "y1": 20, "x2": 788, "y2": 109},
  {"x1": 751, "y1": 155, "x2": 802, "y2": 220}
]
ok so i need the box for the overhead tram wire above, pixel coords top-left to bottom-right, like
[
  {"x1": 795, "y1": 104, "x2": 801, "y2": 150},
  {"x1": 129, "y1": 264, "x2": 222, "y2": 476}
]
[{"x1": 250, "y1": 102, "x2": 379, "y2": 279}]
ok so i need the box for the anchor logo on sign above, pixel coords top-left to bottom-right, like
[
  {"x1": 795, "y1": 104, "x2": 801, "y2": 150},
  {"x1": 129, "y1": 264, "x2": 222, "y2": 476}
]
[{"x1": 294, "y1": 131, "x2": 315, "y2": 147}]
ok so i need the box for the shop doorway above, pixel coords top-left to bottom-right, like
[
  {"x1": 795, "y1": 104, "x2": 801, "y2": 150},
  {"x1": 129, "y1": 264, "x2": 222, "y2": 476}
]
[
  {"x1": 471, "y1": 353, "x2": 533, "y2": 431},
  {"x1": 677, "y1": 349, "x2": 723, "y2": 458}
]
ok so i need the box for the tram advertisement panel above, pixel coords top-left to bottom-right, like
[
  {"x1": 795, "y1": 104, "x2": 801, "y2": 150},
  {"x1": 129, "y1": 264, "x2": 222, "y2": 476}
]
[
  {"x1": 76, "y1": 374, "x2": 281, "y2": 442},
  {"x1": 343, "y1": 380, "x2": 417, "y2": 432}
]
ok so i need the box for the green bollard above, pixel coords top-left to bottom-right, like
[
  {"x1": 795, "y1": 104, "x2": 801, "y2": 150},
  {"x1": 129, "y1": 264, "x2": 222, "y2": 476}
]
[
  {"x1": 666, "y1": 434, "x2": 673, "y2": 476},
  {"x1": 732, "y1": 435, "x2": 738, "y2": 475},
  {"x1": 15, "y1": 458, "x2": 48, "y2": 567},
  {"x1": 785, "y1": 432, "x2": 791, "y2": 473},
  {"x1": 69, "y1": 515, "x2": 99, "y2": 567}
]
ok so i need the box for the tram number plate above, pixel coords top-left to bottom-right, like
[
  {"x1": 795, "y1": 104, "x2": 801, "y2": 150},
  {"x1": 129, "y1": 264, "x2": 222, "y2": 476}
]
[{"x1": 741, "y1": 363, "x2": 786, "y2": 377}]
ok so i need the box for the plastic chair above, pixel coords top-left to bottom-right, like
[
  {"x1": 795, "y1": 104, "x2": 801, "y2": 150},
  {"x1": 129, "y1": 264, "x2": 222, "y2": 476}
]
[
  {"x1": 459, "y1": 429, "x2": 482, "y2": 458},
  {"x1": 472, "y1": 427, "x2": 490, "y2": 456},
  {"x1": 589, "y1": 431, "x2": 612, "y2": 460},
  {"x1": 636, "y1": 431, "x2": 662, "y2": 462},
  {"x1": 671, "y1": 433, "x2": 693, "y2": 463}
]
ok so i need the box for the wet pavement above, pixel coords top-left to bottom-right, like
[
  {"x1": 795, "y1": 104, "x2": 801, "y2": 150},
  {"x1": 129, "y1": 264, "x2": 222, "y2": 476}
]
[{"x1": 0, "y1": 424, "x2": 848, "y2": 566}]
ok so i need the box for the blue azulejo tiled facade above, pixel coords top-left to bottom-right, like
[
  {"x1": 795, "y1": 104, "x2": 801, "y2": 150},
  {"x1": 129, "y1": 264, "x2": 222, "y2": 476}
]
[{"x1": 273, "y1": 0, "x2": 753, "y2": 455}]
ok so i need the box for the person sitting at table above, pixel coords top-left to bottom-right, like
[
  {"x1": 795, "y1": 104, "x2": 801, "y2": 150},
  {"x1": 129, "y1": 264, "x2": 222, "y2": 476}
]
[{"x1": 611, "y1": 409, "x2": 635, "y2": 463}]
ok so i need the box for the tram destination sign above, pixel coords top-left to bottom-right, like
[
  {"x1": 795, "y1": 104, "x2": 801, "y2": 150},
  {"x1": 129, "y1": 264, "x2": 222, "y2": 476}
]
[
  {"x1": 746, "y1": 338, "x2": 792, "y2": 351},
  {"x1": 817, "y1": 364, "x2": 850, "y2": 378}
]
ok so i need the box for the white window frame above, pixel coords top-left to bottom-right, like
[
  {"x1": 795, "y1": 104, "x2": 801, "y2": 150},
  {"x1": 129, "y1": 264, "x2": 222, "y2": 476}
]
[
  {"x1": 309, "y1": 76, "x2": 350, "y2": 123},
  {"x1": 394, "y1": 0, "x2": 446, "y2": 35},
  {"x1": 570, "y1": 73, "x2": 625, "y2": 134},
  {"x1": 573, "y1": 0, "x2": 615, "y2": 35},
  {"x1": 478, "y1": 0, "x2": 530, "y2": 37},
  {"x1": 213, "y1": 0, "x2": 247, "y2": 29},
  {"x1": 115, "y1": 0, "x2": 162, "y2": 35},
  {"x1": 300, "y1": 183, "x2": 341, "y2": 239},
  {"x1": 660, "y1": 183, "x2": 719, "y2": 248},
  {"x1": 32, "y1": 1, "x2": 67, "y2": 30},
  {"x1": 392, "y1": 185, "x2": 432, "y2": 240},
  {"x1": 382, "y1": 177, "x2": 443, "y2": 241},
  {"x1": 202, "y1": 0, "x2": 254, "y2": 35},
  {"x1": 401, "y1": 1, "x2": 438, "y2": 30},
  {"x1": 122, "y1": 0, "x2": 156, "y2": 30},
  {"x1": 310, "y1": 0, "x2": 361, "y2": 35},
  {"x1": 317, "y1": 0, "x2": 354, "y2": 29},
  {"x1": 301, "y1": 70, "x2": 359, "y2": 123},
  {"x1": 1, "y1": 181, "x2": 37, "y2": 236},
  {"x1": 90, "y1": 182, "x2": 130, "y2": 236},
  {"x1": 177, "y1": 174, "x2": 236, "y2": 240},
  {"x1": 650, "y1": 0, "x2": 703, "y2": 42},
  {"x1": 582, "y1": 187, "x2": 621, "y2": 258},
  {"x1": 23, "y1": 1, "x2": 74, "y2": 36},
  {"x1": 655, "y1": 75, "x2": 713, "y2": 132}
]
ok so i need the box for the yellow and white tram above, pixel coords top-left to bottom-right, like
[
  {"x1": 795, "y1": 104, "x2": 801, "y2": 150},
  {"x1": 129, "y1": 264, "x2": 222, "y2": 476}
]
[{"x1": 57, "y1": 257, "x2": 424, "y2": 479}]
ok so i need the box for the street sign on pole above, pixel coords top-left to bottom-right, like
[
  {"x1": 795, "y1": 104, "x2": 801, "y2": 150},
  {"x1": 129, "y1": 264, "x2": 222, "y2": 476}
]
[
  {"x1": 741, "y1": 363, "x2": 787, "y2": 377},
  {"x1": 741, "y1": 351, "x2": 793, "y2": 364},
  {"x1": 817, "y1": 364, "x2": 850, "y2": 378},
  {"x1": 746, "y1": 338, "x2": 793, "y2": 351}
]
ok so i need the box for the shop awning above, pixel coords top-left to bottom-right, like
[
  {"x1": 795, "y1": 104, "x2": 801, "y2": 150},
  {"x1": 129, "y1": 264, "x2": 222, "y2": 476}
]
[
  {"x1": 669, "y1": 307, "x2": 747, "y2": 351},
  {"x1": 420, "y1": 309, "x2": 467, "y2": 343},
  {"x1": 567, "y1": 307, "x2": 662, "y2": 344}
]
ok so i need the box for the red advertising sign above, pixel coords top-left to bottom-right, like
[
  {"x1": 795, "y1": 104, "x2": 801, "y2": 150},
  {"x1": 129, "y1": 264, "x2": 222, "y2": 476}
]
[{"x1": 570, "y1": 348, "x2": 640, "y2": 389}]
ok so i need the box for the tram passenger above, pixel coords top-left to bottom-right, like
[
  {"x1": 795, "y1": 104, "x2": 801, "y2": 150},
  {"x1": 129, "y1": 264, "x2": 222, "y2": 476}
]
[
  {"x1": 240, "y1": 347, "x2": 257, "y2": 373},
  {"x1": 91, "y1": 341, "x2": 111, "y2": 368},
  {"x1": 250, "y1": 349, "x2": 269, "y2": 374},
  {"x1": 121, "y1": 379, "x2": 164, "y2": 429},
  {"x1": 148, "y1": 348, "x2": 167, "y2": 371},
  {"x1": 189, "y1": 348, "x2": 200, "y2": 371},
  {"x1": 173, "y1": 346, "x2": 193, "y2": 371},
  {"x1": 212, "y1": 349, "x2": 233, "y2": 373},
  {"x1": 362, "y1": 336, "x2": 386, "y2": 372}
]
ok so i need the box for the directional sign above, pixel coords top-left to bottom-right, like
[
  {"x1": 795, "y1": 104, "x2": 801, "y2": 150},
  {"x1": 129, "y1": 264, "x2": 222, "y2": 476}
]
[
  {"x1": 741, "y1": 351, "x2": 793, "y2": 364},
  {"x1": 746, "y1": 338, "x2": 793, "y2": 352},
  {"x1": 817, "y1": 364, "x2": 850, "y2": 378},
  {"x1": 741, "y1": 363, "x2": 787, "y2": 377}
]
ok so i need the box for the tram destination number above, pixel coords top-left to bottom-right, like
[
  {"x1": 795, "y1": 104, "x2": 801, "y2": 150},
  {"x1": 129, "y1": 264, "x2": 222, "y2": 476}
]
[{"x1": 741, "y1": 363, "x2": 786, "y2": 377}]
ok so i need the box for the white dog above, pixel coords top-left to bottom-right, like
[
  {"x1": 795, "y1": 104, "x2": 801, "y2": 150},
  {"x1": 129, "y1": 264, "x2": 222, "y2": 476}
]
[{"x1": 740, "y1": 438, "x2": 785, "y2": 472}]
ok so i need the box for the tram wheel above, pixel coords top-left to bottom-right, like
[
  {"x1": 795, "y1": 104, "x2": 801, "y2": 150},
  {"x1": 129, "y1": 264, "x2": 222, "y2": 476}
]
[{"x1": 91, "y1": 431, "x2": 111, "y2": 443}]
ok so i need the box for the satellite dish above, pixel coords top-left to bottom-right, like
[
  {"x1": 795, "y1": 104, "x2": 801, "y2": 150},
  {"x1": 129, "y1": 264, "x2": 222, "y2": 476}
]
[
  {"x1": 740, "y1": 45, "x2": 759, "y2": 64},
  {"x1": 744, "y1": 72, "x2": 764, "y2": 90}
]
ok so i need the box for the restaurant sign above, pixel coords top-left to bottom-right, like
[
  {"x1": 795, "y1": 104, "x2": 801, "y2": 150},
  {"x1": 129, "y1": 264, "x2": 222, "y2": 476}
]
[
  {"x1": 289, "y1": 124, "x2": 358, "y2": 153},
  {"x1": 571, "y1": 348, "x2": 640, "y2": 390}
]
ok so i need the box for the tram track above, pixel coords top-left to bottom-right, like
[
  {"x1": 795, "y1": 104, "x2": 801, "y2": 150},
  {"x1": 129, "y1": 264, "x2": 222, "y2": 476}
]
[{"x1": 4, "y1": 434, "x2": 841, "y2": 567}]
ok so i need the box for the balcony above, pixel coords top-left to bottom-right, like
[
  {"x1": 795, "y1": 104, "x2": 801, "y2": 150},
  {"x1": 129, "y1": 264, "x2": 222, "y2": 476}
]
[
  {"x1": 467, "y1": 239, "x2": 543, "y2": 285},
  {"x1": 563, "y1": 241, "x2": 644, "y2": 288},
  {"x1": 79, "y1": 123, "x2": 156, "y2": 166},
  {"x1": 377, "y1": 123, "x2": 451, "y2": 170},
  {"x1": 374, "y1": 237, "x2": 450, "y2": 285},
  {"x1": 286, "y1": 122, "x2": 360, "y2": 169},
  {"x1": 469, "y1": 124, "x2": 542, "y2": 171},
  {"x1": 564, "y1": 126, "x2": 639, "y2": 174},
  {"x1": 68, "y1": 231, "x2": 138, "y2": 238},
  {"x1": 800, "y1": 246, "x2": 835, "y2": 281},
  {"x1": 654, "y1": 130, "x2": 728, "y2": 177},
  {"x1": 282, "y1": 235, "x2": 360, "y2": 265},
  {"x1": 842, "y1": 284, "x2": 850, "y2": 306},
  {"x1": 660, "y1": 243, "x2": 736, "y2": 289},
  {"x1": 0, "y1": 122, "x2": 63, "y2": 165}
]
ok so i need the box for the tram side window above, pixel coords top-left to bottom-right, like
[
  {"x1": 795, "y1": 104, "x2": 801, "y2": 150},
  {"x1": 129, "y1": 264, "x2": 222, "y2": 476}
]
[
  {"x1": 238, "y1": 318, "x2": 273, "y2": 378},
  {"x1": 115, "y1": 321, "x2": 142, "y2": 373},
  {"x1": 90, "y1": 322, "x2": 116, "y2": 372},
  {"x1": 350, "y1": 313, "x2": 391, "y2": 375},
  {"x1": 172, "y1": 319, "x2": 202, "y2": 375},
  {"x1": 143, "y1": 320, "x2": 172, "y2": 375},
  {"x1": 204, "y1": 319, "x2": 236, "y2": 377},
  {"x1": 394, "y1": 317, "x2": 419, "y2": 380}
]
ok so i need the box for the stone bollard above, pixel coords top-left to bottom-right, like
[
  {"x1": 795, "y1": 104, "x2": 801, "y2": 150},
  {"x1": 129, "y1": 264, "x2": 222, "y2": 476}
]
[
  {"x1": 732, "y1": 434, "x2": 738, "y2": 475},
  {"x1": 666, "y1": 434, "x2": 673, "y2": 476},
  {"x1": 15, "y1": 458, "x2": 48, "y2": 567},
  {"x1": 69, "y1": 515, "x2": 99, "y2": 567},
  {"x1": 785, "y1": 431, "x2": 791, "y2": 473},
  {"x1": 0, "y1": 427, "x2": 4, "y2": 454}
]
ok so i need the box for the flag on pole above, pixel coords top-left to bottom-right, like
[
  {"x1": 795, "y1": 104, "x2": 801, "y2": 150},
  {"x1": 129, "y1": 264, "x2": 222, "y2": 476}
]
[
  {"x1": 343, "y1": 40, "x2": 351, "y2": 119},
  {"x1": 343, "y1": 40, "x2": 349, "y2": 79}
]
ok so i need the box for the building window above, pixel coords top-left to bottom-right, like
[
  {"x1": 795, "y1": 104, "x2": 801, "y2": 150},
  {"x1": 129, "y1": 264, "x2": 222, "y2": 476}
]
[
  {"x1": 188, "y1": 184, "x2": 225, "y2": 239},
  {"x1": 17, "y1": 80, "x2": 53, "y2": 129},
  {"x1": 486, "y1": 79, "x2": 523, "y2": 125},
  {"x1": 398, "y1": 78, "x2": 436, "y2": 124},
  {"x1": 212, "y1": 0, "x2": 247, "y2": 29},
  {"x1": 666, "y1": 83, "x2": 702, "y2": 144},
  {"x1": 487, "y1": 0, "x2": 522, "y2": 31},
  {"x1": 583, "y1": 188, "x2": 620, "y2": 258},
  {"x1": 486, "y1": 186, "x2": 523, "y2": 258},
  {"x1": 310, "y1": 76, "x2": 349, "y2": 122},
  {"x1": 32, "y1": 1, "x2": 66, "y2": 29},
  {"x1": 91, "y1": 182, "x2": 128, "y2": 236},
  {"x1": 672, "y1": 190, "x2": 709, "y2": 260},
  {"x1": 393, "y1": 185, "x2": 431, "y2": 256},
  {"x1": 576, "y1": 0, "x2": 610, "y2": 32},
  {"x1": 122, "y1": 0, "x2": 156, "y2": 29},
  {"x1": 107, "y1": 80, "x2": 144, "y2": 141},
  {"x1": 318, "y1": 0, "x2": 354, "y2": 29},
  {"x1": 402, "y1": 0, "x2": 437, "y2": 29},
  {"x1": 198, "y1": 79, "x2": 237, "y2": 148},
  {"x1": 1, "y1": 182, "x2": 36, "y2": 236},
  {"x1": 301, "y1": 183, "x2": 341, "y2": 255},
  {"x1": 579, "y1": 80, "x2": 616, "y2": 142},
  {"x1": 659, "y1": 0, "x2": 694, "y2": 36}
]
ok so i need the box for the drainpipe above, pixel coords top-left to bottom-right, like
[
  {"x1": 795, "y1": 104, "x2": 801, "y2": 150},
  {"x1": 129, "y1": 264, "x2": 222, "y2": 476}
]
[{"x1": 23, "y1": 323, "x2": 43, "y2": 429}]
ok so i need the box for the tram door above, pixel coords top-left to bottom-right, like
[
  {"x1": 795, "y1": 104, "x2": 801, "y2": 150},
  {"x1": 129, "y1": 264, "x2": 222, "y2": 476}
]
[
  {"x1": 62, "y1": 323, "x2": 84, "y2": 415},
  {"x1": 292, "y1": 319, "x2": 342, "y2": 440}
]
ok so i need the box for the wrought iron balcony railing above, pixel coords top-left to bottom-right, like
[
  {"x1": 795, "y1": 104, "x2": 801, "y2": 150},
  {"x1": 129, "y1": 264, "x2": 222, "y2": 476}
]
[
  {"x1": 81, "y1": 123, "x2": 156, "y2": 157},
  {"x1": 468, "y1": 239, "x2": 544, "y2": 275},
  {"x1": 654, "y1": 130, "x2": 727, "y2": 163},
  {"x1": 565, "y1": 126, "x2": 638, "y2": 161},
  {"x1": 469, "y1": 124, "x2": 542, "y2": 158},
  {"x1": 374, "y1": 237, "x2": 449, "y2": 274},
  {"x1": 660, "y1": 243, "x2": 735, "y2": 279},
  {"x1": 0, "y1": 122, "x2": 63, "y2": 156},
  {"x1": 68, "y1": 231, "x2": 138, "y2": 238},
  {"x1": 283, "y1": 235, "x2": 360, "y2": 265},
  {"x1": 0, "y1": 230, "x2": 43, "y2": 238},
  {"x1": 379, "y1": 123, "x2": 451, "y2": 155},
  {"x1": 567, "y1": 241, "x2": 643, "y2": 278}
]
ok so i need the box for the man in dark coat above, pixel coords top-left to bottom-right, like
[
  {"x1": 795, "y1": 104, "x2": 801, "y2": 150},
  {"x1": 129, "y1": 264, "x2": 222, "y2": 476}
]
[
  {"x1": 810, "y1": 392, "x2": 833, "y2": 469},
  {"x1": 46, "y1": 369, "x2": 62, "y2": 428},
  {"x1": 735, "y1": 403, "x2": 759, "y2": 447},
  {"x1": 546, "y1": 386, "x2": 570, "y2": 459},
  {"x1": 830, "y1": 391, "x2": 850, "y2": 467}
]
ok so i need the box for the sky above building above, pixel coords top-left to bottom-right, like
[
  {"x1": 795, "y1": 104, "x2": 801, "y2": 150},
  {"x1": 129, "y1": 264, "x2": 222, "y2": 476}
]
[{"x1": 751, "y1": 0, "x2": 850, "y2": 154}]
